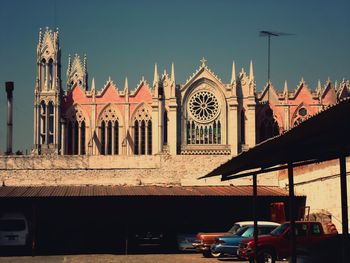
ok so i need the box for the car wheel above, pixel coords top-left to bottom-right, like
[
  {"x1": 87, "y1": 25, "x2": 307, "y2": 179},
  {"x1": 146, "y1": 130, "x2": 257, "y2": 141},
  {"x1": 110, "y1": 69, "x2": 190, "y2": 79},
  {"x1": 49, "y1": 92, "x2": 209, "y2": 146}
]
[
  {"x1": 257, "y1": 249, "x2": 276, "y2": 263},
  {"x1": 211, "y1": 251, "x2": 223, "y2": 258}
]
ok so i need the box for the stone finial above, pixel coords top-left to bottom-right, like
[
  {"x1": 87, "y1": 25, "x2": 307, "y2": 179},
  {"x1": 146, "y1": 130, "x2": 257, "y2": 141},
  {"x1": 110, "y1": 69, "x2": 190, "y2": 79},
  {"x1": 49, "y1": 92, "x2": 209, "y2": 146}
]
[
  {"x1": 249, "y1": 60, "x2": 254, "y2": 81},
  {"x1": 231, "y1": 61, "x2": 236, "y2": 84},
  {"x1": 171, "y1": 62, "x2": 175, "y2": 83},
  {"x1": 124, "y1": 77, "x2": 129, "y2": 101},
  {"x1": 91, "y1": 78, "x2": 96, "y2": 102},
  {"x1": 283, "y1": 80, "x2": 288, "y2": 94},
  {"x1": 283, "y1": 80, "x2": 288, "y2": 100},
  {"x1": 153, "y1": 63, "x2": 158, "y2": 87},
  {"x1": 316, "y1": 79, "x2": 322, "y2": 96}
]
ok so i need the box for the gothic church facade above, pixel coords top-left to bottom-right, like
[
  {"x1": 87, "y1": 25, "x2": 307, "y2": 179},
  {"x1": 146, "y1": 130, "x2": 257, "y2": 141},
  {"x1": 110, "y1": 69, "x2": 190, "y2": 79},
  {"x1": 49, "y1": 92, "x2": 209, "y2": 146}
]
[{"x1": 33, "y1": 28, "x2": 350, "y2": 156}]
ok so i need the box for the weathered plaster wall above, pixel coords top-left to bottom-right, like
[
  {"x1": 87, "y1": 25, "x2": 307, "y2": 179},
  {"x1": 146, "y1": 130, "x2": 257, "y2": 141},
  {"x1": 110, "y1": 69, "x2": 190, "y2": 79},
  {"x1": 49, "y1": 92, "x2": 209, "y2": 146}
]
[
  {"x1": 278, "y1": 157, "x2": 350, "y2": 233},
  {"x1": 0, "y1": 154, "x2": 280, "y2": 187}
]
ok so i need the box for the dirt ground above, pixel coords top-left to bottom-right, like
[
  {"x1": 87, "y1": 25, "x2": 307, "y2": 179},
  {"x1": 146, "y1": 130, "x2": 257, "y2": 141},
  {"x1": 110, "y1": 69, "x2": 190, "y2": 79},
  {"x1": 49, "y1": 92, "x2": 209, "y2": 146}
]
[{"x1": 0, "y1": 254, "x2": 286, "y2": 263}]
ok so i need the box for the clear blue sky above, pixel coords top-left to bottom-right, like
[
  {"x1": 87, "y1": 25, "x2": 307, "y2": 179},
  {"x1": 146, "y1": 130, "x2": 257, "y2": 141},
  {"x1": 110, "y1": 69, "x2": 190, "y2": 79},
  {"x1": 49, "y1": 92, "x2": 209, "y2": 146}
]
[{"x1": 0, "y1": 0, "x2": 349, "y2": 153}]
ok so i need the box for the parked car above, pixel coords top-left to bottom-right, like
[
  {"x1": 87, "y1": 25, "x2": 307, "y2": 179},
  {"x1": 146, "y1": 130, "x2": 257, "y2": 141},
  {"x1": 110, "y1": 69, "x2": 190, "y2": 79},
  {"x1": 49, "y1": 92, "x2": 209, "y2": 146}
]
[
  {"x1": 211, "y1": 222, "x2": 280, "y2": 258},
  {"x1": 193, "y1": 221, "x2": 279, "y2": 258},
  {"x1": 237, "y1": 221, "x2": 337, "y2": 263},
  {"x1": 0, "y1": 213, "x2": 29, "y2": 247},
  {"x1": 177, "y1": 233, "x2": 197, "y2": 252}
]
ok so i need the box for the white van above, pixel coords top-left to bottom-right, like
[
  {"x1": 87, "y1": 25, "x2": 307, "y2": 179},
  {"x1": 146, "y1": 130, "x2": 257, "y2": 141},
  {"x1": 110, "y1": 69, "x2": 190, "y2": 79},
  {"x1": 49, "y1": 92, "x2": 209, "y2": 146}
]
[{"x1": 0, "y1": 213, "x2": 29, "y2": 246}]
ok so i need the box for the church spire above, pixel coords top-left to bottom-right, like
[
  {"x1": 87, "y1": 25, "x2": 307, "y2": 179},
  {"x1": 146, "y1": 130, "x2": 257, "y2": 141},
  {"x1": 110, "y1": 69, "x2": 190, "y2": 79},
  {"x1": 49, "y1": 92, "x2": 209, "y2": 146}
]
[
  {"x1": 249, "y1": 60, "x2": 254, "y2": 81},
  {"x1": 231, "y1": 61, "x2": 236, "y2": 84}
]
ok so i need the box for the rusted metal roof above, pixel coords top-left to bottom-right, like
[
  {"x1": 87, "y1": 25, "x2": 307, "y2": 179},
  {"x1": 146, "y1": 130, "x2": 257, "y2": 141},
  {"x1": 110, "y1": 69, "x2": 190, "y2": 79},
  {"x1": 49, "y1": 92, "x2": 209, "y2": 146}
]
[{"x1": 0, "y1": 185, "x2": 294, "y2": 198}]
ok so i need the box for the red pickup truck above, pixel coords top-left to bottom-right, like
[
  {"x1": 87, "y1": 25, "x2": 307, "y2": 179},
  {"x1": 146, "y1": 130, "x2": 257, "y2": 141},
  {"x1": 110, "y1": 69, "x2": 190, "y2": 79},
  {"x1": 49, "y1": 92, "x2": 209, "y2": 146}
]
[{"x1": 237, "y1": 221, "x2": 336, "y2": 263}]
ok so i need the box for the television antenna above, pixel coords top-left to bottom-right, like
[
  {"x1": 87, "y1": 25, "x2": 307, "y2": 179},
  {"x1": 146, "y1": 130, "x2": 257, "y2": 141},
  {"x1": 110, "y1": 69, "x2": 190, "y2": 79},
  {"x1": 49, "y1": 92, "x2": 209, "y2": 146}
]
[{"x1": 259, "y1": 31, "x2": 294, "y2": 85}]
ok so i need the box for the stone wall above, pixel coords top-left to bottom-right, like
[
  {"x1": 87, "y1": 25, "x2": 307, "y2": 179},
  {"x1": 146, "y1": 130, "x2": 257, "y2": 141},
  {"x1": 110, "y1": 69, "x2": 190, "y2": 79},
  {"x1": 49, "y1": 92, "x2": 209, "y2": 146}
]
[
  {"x1": 278, "y1": 157, "x2": 350, "y2": 233},
  {"x1": 0, "y1": 154, "x2": 280, "y2": 187}
]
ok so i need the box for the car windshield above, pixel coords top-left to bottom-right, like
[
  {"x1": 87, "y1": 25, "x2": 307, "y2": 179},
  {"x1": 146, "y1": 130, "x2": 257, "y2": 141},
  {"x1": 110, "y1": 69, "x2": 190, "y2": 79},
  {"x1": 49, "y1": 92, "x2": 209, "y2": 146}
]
[
  {"x1": 0, "y1": 219, "x2": 26, "y2": 231},
  {"x1": 228, "y1": 224, "x2": 242, "y2": 234},
  {"x1": 270, "y1": 223, "x2": 289, "y2": 236}
]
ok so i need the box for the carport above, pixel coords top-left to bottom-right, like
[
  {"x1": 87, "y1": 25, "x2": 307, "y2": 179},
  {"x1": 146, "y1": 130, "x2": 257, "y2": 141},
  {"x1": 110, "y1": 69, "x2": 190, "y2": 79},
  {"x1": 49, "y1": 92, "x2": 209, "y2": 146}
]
[
  {"x1": 201, "y1": 98, "x2": 350, "y2": 263},
  {"x1": 0, "y1": 185, "x2": 303, "y2": 255}
]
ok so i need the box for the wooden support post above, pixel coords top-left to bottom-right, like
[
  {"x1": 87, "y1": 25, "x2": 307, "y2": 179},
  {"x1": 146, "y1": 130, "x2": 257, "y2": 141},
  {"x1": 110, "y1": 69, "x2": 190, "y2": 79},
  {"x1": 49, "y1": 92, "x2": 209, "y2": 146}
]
[
  {"x1": 340, "y1": 156, "x2": 348, "y2": 263},
  {"x1": 288, "y1": 163, "x2": 296, "y2": 263},
  {"x1": 31, "y1": 203, "x2": 37, "y2": 256},
  {"x1": 253, "y1": 173, "x2": 258, "y2": 262}
]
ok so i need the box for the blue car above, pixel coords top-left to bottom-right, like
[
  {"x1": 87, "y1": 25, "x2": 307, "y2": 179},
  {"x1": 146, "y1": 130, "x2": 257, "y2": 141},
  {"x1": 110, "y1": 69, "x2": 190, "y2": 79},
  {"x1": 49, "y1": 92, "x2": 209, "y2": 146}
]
[{"x1": 210, "y1": 222, "x2": 280, "y2": 258}]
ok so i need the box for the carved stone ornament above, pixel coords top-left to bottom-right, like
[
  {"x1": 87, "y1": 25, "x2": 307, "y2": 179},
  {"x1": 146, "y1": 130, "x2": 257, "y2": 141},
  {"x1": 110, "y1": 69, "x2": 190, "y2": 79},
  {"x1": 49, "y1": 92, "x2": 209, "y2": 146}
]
[{"x1": 188, "y1": 90, "x2": 220, "y2": 123}]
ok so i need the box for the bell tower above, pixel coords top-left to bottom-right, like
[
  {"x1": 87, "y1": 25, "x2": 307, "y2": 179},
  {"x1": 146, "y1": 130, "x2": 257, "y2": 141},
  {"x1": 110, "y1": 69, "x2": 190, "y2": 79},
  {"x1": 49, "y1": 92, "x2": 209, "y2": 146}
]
[{"x1": 33, "y1": 27, "x2": 62, "y2": 154}]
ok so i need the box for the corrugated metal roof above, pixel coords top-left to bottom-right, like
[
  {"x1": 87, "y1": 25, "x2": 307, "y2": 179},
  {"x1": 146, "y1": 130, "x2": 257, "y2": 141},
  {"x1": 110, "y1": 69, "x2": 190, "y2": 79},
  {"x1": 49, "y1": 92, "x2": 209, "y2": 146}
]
[{"x1": 0, "y1": 185, "x2": 296, "y2": 198}]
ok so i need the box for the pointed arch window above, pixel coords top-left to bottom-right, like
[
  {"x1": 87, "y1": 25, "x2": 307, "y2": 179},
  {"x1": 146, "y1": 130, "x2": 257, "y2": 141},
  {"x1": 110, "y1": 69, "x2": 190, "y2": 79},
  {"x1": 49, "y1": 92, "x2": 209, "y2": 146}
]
[
  {"x1": 41, "y1": 59, "x2": 46, "y2": 88},
  {"x1": 101, "y1": 121, "x2": 106, "y2": 155},
  {"x1": 81, "y1": 121, "x2": 86, "y2": 155},
  {"x1": 141, "y1": 120, "x2": 146, "y2": 155},
  {"x1": 147, "y1": 121, "x2": 152, "y2": 154},
  {"x1": 48, "y1": 102, "x2": 54, "y2": 144},
  {"x1": 40, "y1": 101, "x2": 46, "y2": 144},
  {"x1": 185, "y1": 90, "x2": 222, "y2": 146},
  {"x1": 48, "y1": 58, "x2": 53, "y2": 89},
  {"x1": 98, "y1": 106, "x2": 120, "y2": 155},
  {"x1": 186, "y1": 121, "x2": 191, "y2": 144},
  {"x1": 133, "y1": 105, "x2": 152, "y2": 155},
  {"x1": 107, "y1": 121, "x2": 112, "y2": 155},
  {"x1": 134, "y1": 121, "x2": 139, "y2": 155},
  {"x1": 114, "y1": 121, "x2": 119, "y2": 155},
  {"x1": 73, "y1": 121, "x2": 79, "y2": 155},
  {"x1": 66, "y1": 106, "x2": 88, "y2": 155}
]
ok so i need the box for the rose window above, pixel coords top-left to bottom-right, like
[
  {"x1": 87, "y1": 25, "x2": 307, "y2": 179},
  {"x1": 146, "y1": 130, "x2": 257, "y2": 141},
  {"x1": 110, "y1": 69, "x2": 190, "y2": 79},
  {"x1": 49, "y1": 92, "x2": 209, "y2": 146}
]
[{"x1": 189, "y1": 91, "x2": 219, "y2": 122}]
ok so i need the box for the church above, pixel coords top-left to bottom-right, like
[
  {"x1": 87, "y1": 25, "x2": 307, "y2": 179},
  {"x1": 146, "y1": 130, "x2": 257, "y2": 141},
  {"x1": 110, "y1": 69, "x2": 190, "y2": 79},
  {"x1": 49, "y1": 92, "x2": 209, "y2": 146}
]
[{"x1": 33, "y1": 27, "x2": 350, "y2": 156}]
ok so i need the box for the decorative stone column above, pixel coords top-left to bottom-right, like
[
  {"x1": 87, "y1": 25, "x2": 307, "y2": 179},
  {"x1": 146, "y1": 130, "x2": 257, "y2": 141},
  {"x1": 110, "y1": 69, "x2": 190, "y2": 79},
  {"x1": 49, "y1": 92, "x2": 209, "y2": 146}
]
[
  {"x1": 168, "y1": 98, "x2": 177, "y2": 155},
  {"x1": 227, "y1": 97, "x2": 238, "y2": 155}
]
